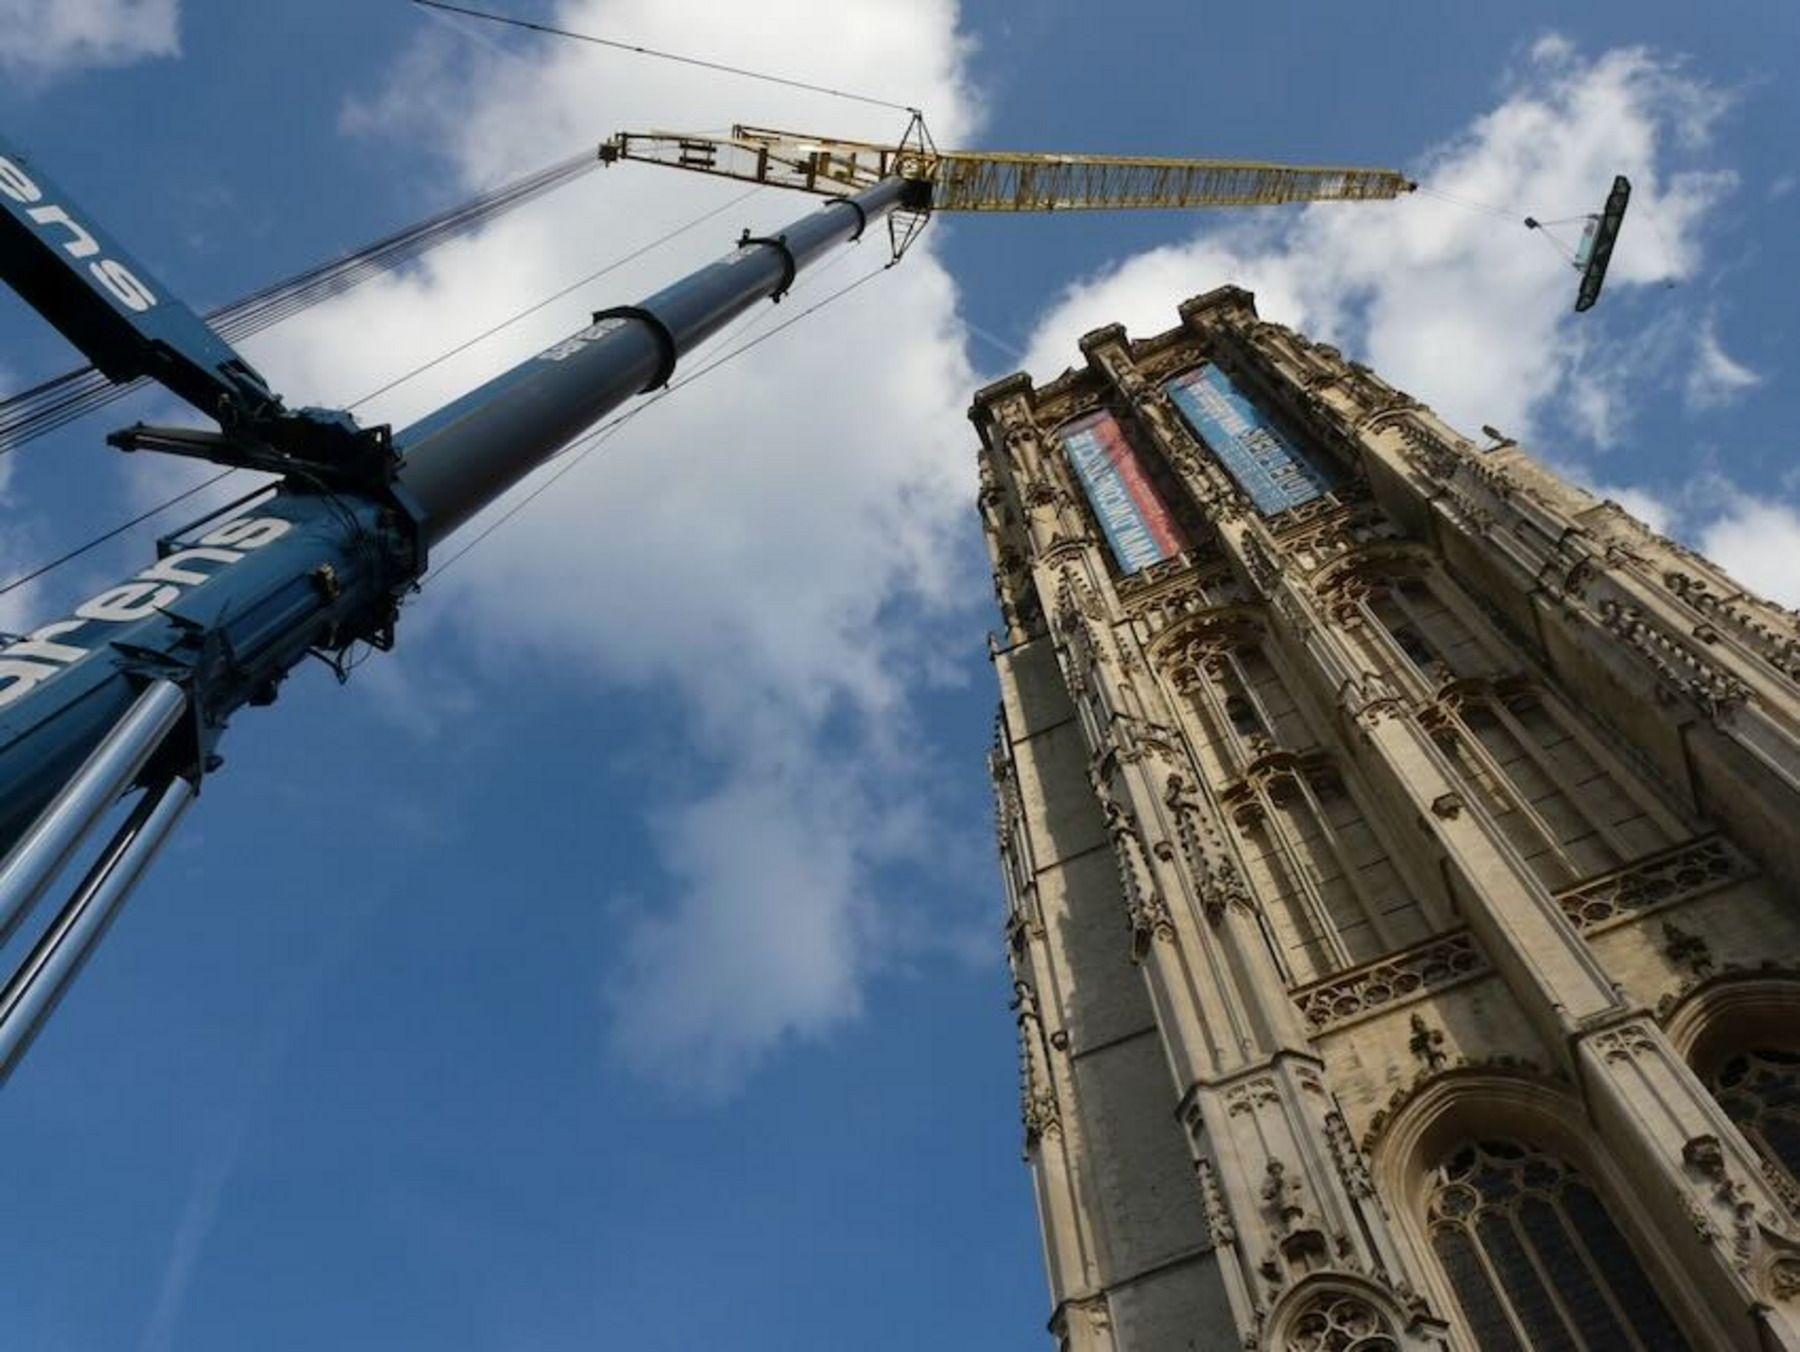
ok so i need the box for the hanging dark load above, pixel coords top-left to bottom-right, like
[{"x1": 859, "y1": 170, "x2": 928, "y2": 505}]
[
  {"x1": 1524, "y1": 175, "x2": 1631, "y2": 314},
  {"x1": 1572, "y1": 175, "x2": 1631, "y2": 312}
]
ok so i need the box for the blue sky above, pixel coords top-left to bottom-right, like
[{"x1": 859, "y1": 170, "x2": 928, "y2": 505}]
[{"x1": 0, "y1": 2, "x2": 1794, "y2": 1348}]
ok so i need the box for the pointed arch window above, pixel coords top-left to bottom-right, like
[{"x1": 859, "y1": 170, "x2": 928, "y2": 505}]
[{"x1": 1426, "y1": 1139, "x2": 1691, "y2": 1351}]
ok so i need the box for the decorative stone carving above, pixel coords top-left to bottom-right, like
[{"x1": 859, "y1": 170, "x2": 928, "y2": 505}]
[
  {"x1": 1197, "y1": 1156, "x2": 1237, "y2": 1247},
  {"x1": 1324, "y1": 1111, "x2": 1377, "y2": 1201},
  {"x1": 1554, "y1": 835, "x2": 1747, "y2": 931},
  {"x1": 1407, "y1": 1014, "x2": 1448, "y2": 1072},
  {"x1": 1590, "y1": 1022, "x2": 1658, "y2": 1062},
  {"x1": 1360, "y1": 1055, "x2": 1566, "y2": 1153},
  {"x1": 1227, "y1": 1077, "x2": 1282, "y2": 1117},
  {"x1": 1395, "y1": 420, "x2": 1464, "y2": 482},
  {"x1": 1243, "y1": 535, "x2": 1282, "y2": 596},
  {"x1": 1681, "y1": 1133, "x2": 1761, "y2": 1272},
  {"x1": 1012, "y1": 981, "x2": 1060, "y2": 1154},
  {"x1": 1291, "y1": 932, "x2": 1486, "y2": 1032},
  {"x1": 1099, "y1": 796, "x2": 1174, "y2": 962},
  {"x1": 1596, "y1": 597, "x2": 1752, "y2": 717},
  {"x1": 1262, "y1": 1159, "x2": 1310, "y2": 1236},
  {"x1": 1661, "y1": 920, "x2": 1714, "y2": 978},
  {"x1": 1282, "y1": 1290, "x2": 1400, "y2": 1352},
  {"x1": 1771, "y1": 1257, "x2": 1800, "y2": 1302},
  {"x1": 1664, "y1": 568, "x2": 1800, "y2": 686}
]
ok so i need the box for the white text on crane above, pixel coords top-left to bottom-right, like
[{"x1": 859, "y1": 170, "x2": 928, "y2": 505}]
[{"x1": 0, "y1": 516, "x2": 292, "y2": 709}]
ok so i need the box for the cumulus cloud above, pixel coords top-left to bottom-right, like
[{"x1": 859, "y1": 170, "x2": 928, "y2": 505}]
[
  {"x1": 243, "y1": 0, "x2": 984, "y2": 1092},
  {"x1": 1018, "y1": 39, "x2": 1733, "y2": 454},
  {"x1": 0, "y1": 0, "x2": 180, "y2": 76},
  {"x1": 1685, "y1": 315, "x2": 1761, "y2": 409},
  {"x1": 1696, "y1": 496, "x2": 1800, "y2": 609}
]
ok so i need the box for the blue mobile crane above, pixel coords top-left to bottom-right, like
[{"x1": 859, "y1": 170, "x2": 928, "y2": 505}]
[{"x1": 0, "y1": 132, "x2": 917, "y2": 1078}]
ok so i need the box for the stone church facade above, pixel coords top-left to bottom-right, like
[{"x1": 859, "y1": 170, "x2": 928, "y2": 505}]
[{"x1": 974, "y1": 287, "x2": 1800, "y2": 1351}]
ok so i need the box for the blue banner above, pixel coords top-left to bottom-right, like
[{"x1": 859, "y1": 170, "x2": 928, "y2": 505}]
[{"x1": 1164, "y1": 364, "x2": 1331, "y2": 515}]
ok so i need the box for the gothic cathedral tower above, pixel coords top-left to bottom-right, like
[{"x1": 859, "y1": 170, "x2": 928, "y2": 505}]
[{"x1": 975, "y1": 287, "x2": 1800, "y2": 1352}]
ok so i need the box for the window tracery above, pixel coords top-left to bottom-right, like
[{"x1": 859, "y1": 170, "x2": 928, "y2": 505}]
[
  {"x1": 1421, "y1": 679, "x2": 1677, "y2": 889},
  {"x1": 1283, "y1": 1290, "x2": 1399, "y2": 1352},
  {"x1": 1334, "y1": 565, "x2": 1495, "y2": 685},
  {"x1": 1710, "y1": 1049, "x2": 1800, "y2": 1202},
  {"x1": 1426, "y1": 1139, "x2": 1691, "y2": 1351},
  {"x1": 1160, "y1": 612, "x2": 1437, "y2": 982},
  {"x1": 1226, "y1": 750, "x2": 1430, "y2": 983}
]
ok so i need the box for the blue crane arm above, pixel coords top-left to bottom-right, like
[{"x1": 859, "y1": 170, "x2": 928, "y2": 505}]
[
  {"x1": 0, "y1": 135, "x2": 277, "y2": 421},
  {"x1": 0, "y1": 168, "x2": 914, "y2": 854}
]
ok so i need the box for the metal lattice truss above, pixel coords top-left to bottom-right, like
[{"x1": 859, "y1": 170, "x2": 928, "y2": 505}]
[{"x1": 599, "y1": 123, "x2": 1415, "y2": 214}]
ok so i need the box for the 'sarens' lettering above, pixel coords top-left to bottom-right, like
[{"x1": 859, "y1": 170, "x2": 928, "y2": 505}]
[
  {"x1": 539, "y1": 317, "x2": 626, "y2": 363},
  {"x1": 0, "y1": 516, "x2": 292, "y2": 709},
  {"x1": 0, "y1": 155, "x2": 158, "y2": 313}
]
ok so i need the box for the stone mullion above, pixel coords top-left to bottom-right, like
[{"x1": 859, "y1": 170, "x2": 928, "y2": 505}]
[
  {"x1": 1382, "y1": 582, "x2": 1457, "y2": 678},
  {"x1": 1483, "y1": 694, "x2": 1642, "y2": 865},
  {"x1": 1252, "y1": 554, "x2": 1629, "y2": 1049},
  {"x1": 1348, "y1": 592, "x2": 1437, "y2": 705},
  {"x1": 1577, "y1": 1019, "x2": 1800, "y2": 1350},
  {"x1": 1215, "y1": 649, "x2": 1269, "y2": 764},
  {"x1": 1247, "y1": 788, "x2": 1358, "y2": 977},
  {"x1": 1434, "y1": 701, "x2": 1583, "y2": 885},
  {"x1": 1293, "y1": 768, "x2": 1408, "y2": 957},
  {"x1": 1172, "y1": 645, "x2": 1255, "y2": 783}
]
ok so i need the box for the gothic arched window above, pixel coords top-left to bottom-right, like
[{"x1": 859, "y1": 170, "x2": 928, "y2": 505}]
[
  {"x1": 1710, "y1": 1049, "x2": 1800, "y2": 1197},
  {"x1": 1426, "y1": 1139, "x2": 1691, "y2": 1351}
]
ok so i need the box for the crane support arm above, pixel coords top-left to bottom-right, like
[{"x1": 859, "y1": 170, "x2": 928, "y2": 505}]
[
  {"x1": 601, "y1": 126, "x2": 1415, "y2": 212},
  {"x1": 0, "y1": 135, "x2": 278, "y2": 420}
]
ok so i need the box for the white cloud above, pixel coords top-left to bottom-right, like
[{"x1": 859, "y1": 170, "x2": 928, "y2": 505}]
[
  {"x1": 1685, "y1": 315, "x2": 1761, "y2": 409},
  {"x1": 1018, "y1": 40, "x2": 1735, "y2": 456},
  {"x1": 243, "y1": 0, "x2": 984, "y2": 1092},
  {"x1": 0, "y1": 0, "x2": 179, "y2": 75},
  {"x1": 1592, "y1": 482, "x2": 1675, "y2": 535},
  {"x1": 1696, "y1": 496, "x2": 1800, "y2": 609}
]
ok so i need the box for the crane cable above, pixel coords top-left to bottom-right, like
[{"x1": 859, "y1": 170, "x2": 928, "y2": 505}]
[
  {"x1": 0, "y1": 148, "x2": 601, "y2": 456},
  {"x1": 410, "y1": 0, "x2": 920, "y2": 115},
  {"x1": 0, "y1": 186, "x2": 772, "y2": 602},
  {"x1": 348, "y1": 184, "x2": 762, "y2": 409},
  {"x1": 1416, "y1": 182, "x2": 1679, "y2": 283}
]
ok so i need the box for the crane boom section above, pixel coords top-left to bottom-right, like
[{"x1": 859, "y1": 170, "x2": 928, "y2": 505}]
[{"x1": 601, "y1": 127, "x2": 1415, "y2": 211}]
